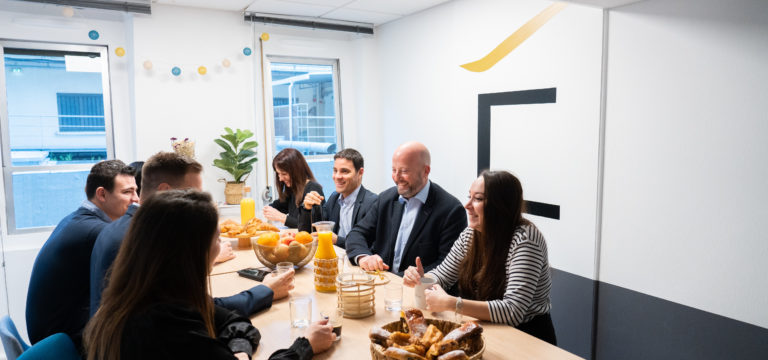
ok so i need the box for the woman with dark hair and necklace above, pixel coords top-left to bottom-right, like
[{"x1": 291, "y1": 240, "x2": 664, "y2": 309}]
[
  {"x1": 403, "y1": 170, "x2": 556, "y2": 345},
  {"x1": 85, "y1": 189, "x2": 335, "y2": 360},
  {"x1": 262, "y1": 148, "x2": 324, "y2": 232}
]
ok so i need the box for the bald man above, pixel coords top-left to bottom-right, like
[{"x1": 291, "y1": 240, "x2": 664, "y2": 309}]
[{"x1": 345, "y1": 142, "x2": 466, "y2": 276}]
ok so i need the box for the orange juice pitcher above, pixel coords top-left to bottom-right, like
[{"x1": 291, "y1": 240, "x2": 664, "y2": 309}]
[
  {"x1": 240, "y1": 186, "x2": 255, "y2": 225},
  {"x1": 313, "y1": 221, "x2": 337, "y2": 292}
]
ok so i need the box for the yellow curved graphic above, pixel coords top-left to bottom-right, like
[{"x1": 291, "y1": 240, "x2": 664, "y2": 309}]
[{"x1": 460, "y1": 2, "x2": 568, "y2": 72}]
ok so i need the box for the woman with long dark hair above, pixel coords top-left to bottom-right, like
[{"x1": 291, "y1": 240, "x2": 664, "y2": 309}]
[
  {"x1": 85, "y1": 189, "x2": 335, "y2": 360},
  {"x1": 262, "y1": 148, "x2": 324, "y2": 231},
  {"x1": 402, "y1": 170, "x2": 556, "y2": 345}
]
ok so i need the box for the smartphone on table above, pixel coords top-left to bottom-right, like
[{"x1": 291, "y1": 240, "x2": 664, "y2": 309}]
[{"x1": 237, "y1": 267, "x2": 272, "y2": 282}]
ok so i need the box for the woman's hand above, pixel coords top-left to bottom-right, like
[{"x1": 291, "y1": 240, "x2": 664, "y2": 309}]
[
  {"x1": 262, "y1": 206, "x2": 287, "y2": 223},
  {"x1": 402, "y1": 257, "x2": 425, "y2": 287},
  {"x1": 424, "y1": 284, "x2": 454, "y2": 312},
  {"x1": 234, "y1": 352, "x2": 250, "y2": 360},
  {"x1": 306, "y1": 318, "x2": 336, "y2": 354},
  {"x1": 214, "y1": 240, "x2": 235, "y2": 264},
  {"x1": 303, "y1": 191, "x2": 324, "y2": 210}
]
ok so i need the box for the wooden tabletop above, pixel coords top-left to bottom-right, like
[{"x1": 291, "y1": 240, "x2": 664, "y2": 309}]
[{"x1": 209, "y1": 247, "x2": 583, "y2": 360}]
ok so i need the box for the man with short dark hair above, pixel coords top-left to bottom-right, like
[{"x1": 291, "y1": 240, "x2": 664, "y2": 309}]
[
  {"x1": 302, "y1": 148, "x2": 378, "y2": 248},
  {"x1": 90, "y1": 152, "x2": 293, "y2": 318},
  {"x1": 345, "y1": 142, "x2": 467, "y2": 276},
  {"x1": 26, "y1": 160, "x2": 138, "y2": 349}
]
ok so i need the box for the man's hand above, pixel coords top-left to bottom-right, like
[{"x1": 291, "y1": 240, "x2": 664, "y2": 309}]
[
  {"x1": 214, "y1": 240, "x2": 236, "y2": 264},
  {"x1": 306, "y1": 318, "x2": 336, "y2": 354},
  {"x1": 262, "y1": 206, "x2": 287, "y2": 224},
  {"x1": 262, "y1": 268, "x2": 294, "y2": 300},
  {"x1": 303, "y1": 191, "x2": 324, "y2": 210},
  {"x1": 358, "y1": 255, "x2": 390, "y2": 272},
  {"x1": 402, "y1": 257, "x2": 425, "y2": 287}
]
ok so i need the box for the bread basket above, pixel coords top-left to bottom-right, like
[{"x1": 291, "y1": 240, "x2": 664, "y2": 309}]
[{"x1": 369, "y1": 319, "x2": 485, "y2": 360}]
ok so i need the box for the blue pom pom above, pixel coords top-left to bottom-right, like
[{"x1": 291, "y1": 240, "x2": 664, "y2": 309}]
[
  {"x1": 171, "y1": 67, "x2": 181, "y2": 76},
  {"x1": 88, "y1": 30, "x2": 99, "y2": 40},
  {"x1": 243, "y1": 47, "x2": 252, "y2": 56}
]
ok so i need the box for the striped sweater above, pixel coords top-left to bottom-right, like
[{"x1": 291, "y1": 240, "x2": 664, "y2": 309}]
[{"x1": 428, "y1": 224, "x2": 552, "y2": 326}]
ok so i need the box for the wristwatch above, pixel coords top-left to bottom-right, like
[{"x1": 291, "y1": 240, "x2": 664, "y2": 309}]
[{"x1": 455, "y1": 296, "x2": 463, "y2": 314}]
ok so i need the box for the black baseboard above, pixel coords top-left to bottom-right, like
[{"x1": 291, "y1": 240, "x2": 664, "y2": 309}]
[
  {"x1": 595, "y1": 281, "x2": 768, "y2": 360},
  {"x1": 550, "y1": 268, "x2": 596, "y2": 359},
  {"x1": 549, "y1": 268, "x2": 768, "y2": 360}
]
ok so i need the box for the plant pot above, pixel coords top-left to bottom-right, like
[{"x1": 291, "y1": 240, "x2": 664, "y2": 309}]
[{"x1": 224, "y1": 182, "x2": 244, "y2": 205}]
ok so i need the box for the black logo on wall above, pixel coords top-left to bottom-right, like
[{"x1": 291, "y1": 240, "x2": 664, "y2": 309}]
[{"x1": 477, "y1": 87, "x2": 560, "y2": 220}]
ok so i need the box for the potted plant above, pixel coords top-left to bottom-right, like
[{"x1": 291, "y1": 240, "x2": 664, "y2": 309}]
[{"x1": 213, "y1": 127, "x2": 258, "y2": 204}]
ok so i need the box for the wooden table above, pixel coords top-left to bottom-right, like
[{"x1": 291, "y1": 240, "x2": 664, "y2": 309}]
[{"x1": 210, "y1": 247, "x2": 582, "y2": 360}]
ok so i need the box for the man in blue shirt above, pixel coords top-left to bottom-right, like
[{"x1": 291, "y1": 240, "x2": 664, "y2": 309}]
[
  {"x1": 301, "y1": 148, "x2": 378, "y2": 248},
  {"x1": 90, "y1": 152, "x2": 293, "y2": 318},
  {"x1": 26, "y1": 160, "x2": 139, "y2": 350},
  {"x1": 345, "y1": 142, "x2": 467, "y2": 275}
]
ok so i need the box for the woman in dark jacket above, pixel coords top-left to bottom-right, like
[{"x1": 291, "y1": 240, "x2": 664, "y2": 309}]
[
  {"x1": 262, "y1": 148, "x2": 324, "y2": 232},
  {"x1": 84, "y1": 189, "x2": 335, "y2": 360}
]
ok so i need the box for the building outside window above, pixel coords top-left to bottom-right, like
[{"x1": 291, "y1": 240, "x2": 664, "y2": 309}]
[{"x1": 0, "y1": 42, "x2": 114, "y2": 232}]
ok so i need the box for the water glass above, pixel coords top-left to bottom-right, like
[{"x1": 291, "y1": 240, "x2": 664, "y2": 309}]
[
  {"x1": 384, "y1": 283, "x2": 403, "y2": 312},
  {"x1": 289, "y1": 296, "x2": 311, "y2": 328}
]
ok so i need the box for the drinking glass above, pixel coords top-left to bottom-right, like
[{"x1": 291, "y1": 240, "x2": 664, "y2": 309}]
[
  {"x1": 384, "y1": 283, "x2": 403, "y2": 312},
  {"x1": 321, "y1": 307, "x2": 343, "y2": 341},
  {"x1": 289, "y1": 296, "x2": 311, "y2": 328},
  {"x1": 414, "y1": 277, "x2": 437, "y2": 309}
]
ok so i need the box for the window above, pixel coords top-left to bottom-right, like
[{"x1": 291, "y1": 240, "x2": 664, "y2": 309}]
[
  {"x1": 1, "y1": 42, "x2": 114, "y2": 232},
  {"x1": 268, "y1": 58, "x2": 342, "y2": 195},
  {"x1": 57, "y1": 93, "x2": 105, "y2": 132}
]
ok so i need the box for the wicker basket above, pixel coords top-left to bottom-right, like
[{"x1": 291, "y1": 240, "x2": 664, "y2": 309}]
[
  {"x1": 337, "y1": 273, "x2": 376, "y2": 318},
  {"x1": 370, "y1": 319, "x2": 485, "y2": 360}
]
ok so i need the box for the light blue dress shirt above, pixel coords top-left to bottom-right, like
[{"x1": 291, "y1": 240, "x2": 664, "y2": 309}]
[
  {"x1": 337, "y1": 185, "x2": 361, "y2": 238},
  {"x1": 392, "y1": 181, "x2": 431, "y2": 272}
]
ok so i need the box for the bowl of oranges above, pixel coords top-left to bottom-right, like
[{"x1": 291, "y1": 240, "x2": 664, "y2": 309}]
[{"x1": 252, "y1": 231, "x2": 317, "y2": 269}]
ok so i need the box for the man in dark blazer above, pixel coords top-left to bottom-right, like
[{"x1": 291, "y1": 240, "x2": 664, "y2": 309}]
[
  {"x1": 26, "y1": 160, "x2": 139, "y2": 350},
  {"x1": 345, "y1": 142, "x2": 467, "y2": 276},
  {"x1": 89, "y1": 152, "x2": 294, "y2": 318},
  {"x1": 302, "y1": 148, "x2": 378, "y2": 248}
]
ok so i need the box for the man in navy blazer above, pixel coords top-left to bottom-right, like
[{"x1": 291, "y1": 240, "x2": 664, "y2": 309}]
[
  {"x1": 345, "y1": 142, "x2": 467, "y2": 276},
  {"x1": 26, "y1": 160, "x2": 139, "y2": 350},
  {"x1": 302, "y1": 148, "x2": 378, "y2": 248},
  {"x1": 89, "y1": 152, "x2": 294, "y2": 318}
]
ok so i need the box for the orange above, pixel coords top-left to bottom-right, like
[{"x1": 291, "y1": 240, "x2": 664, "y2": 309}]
[
  {"x1": 257, "y1": 232, "x2": 279, "y2": 247},
  {"x1": 295, "y1": 231, "x2": 313, "y2": 245}
]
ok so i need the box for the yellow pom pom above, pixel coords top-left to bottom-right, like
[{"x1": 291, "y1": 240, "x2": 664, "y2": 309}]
[
  {"x1": 260, "y1": 33, "x2": 270, "y2": 41},
  {"x1": 197, "y1": 66, "x2": 207, "y2": 75},
  {"x1": 115, "y1": 47, "x2": 126, "y2": 57}
]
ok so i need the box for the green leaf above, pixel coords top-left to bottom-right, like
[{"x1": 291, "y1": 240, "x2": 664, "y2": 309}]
[
  {"x1": 214, "y1": 139, "x2": 234, "y2": 154},
  {"x1": 241, "y1": 141, "x2": 258, "y2": 151}
]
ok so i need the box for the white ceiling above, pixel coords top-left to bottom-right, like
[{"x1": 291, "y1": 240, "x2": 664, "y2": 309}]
[{"x1": 152, "y1": 0, "x2": 453, "y2": 26}]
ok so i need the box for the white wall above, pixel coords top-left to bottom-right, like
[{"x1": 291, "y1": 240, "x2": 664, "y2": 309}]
[
  {"x1": 132, "y1": 5, "x2": 256, "y2": 203},
  {"x1": 0, "y1": 2, "x2": 135, "y2": 341},
  {"x1": 601, "y1": 0, "x2": 768, "y2": 328},
  {"x1": 371, "y1": 0, "x2": 604, "y2": 279}
]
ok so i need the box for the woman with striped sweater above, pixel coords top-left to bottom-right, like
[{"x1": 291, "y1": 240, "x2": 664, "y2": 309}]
[{"x1": 403, "y1": 170, "x2": 556, "y2": 345}]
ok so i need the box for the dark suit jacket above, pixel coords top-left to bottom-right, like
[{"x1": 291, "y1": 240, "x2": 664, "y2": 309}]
[
  {"x1": 269, "y1": 180, "x2": 324, "y2": 232},
  {"x1": 89, "y1": 204, "x2": 274, "y2": 318},
  {"x1": 345, "y1": 182, "x2": 467, "y2": 275},
  {"x1": 307, "y1": 185, "x2": 377, "y2": 248},
  {"x1": 26, "y1": 205, "x2": 111, "y2": 349}
]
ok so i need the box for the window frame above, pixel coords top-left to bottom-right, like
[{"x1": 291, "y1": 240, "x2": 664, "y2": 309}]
[
  {"x1": 264, "y1": 55, "x2": 344, "y2": 192},
  {"x1": 0, "y1": 40, "x2": 116, "y2": 234}
]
